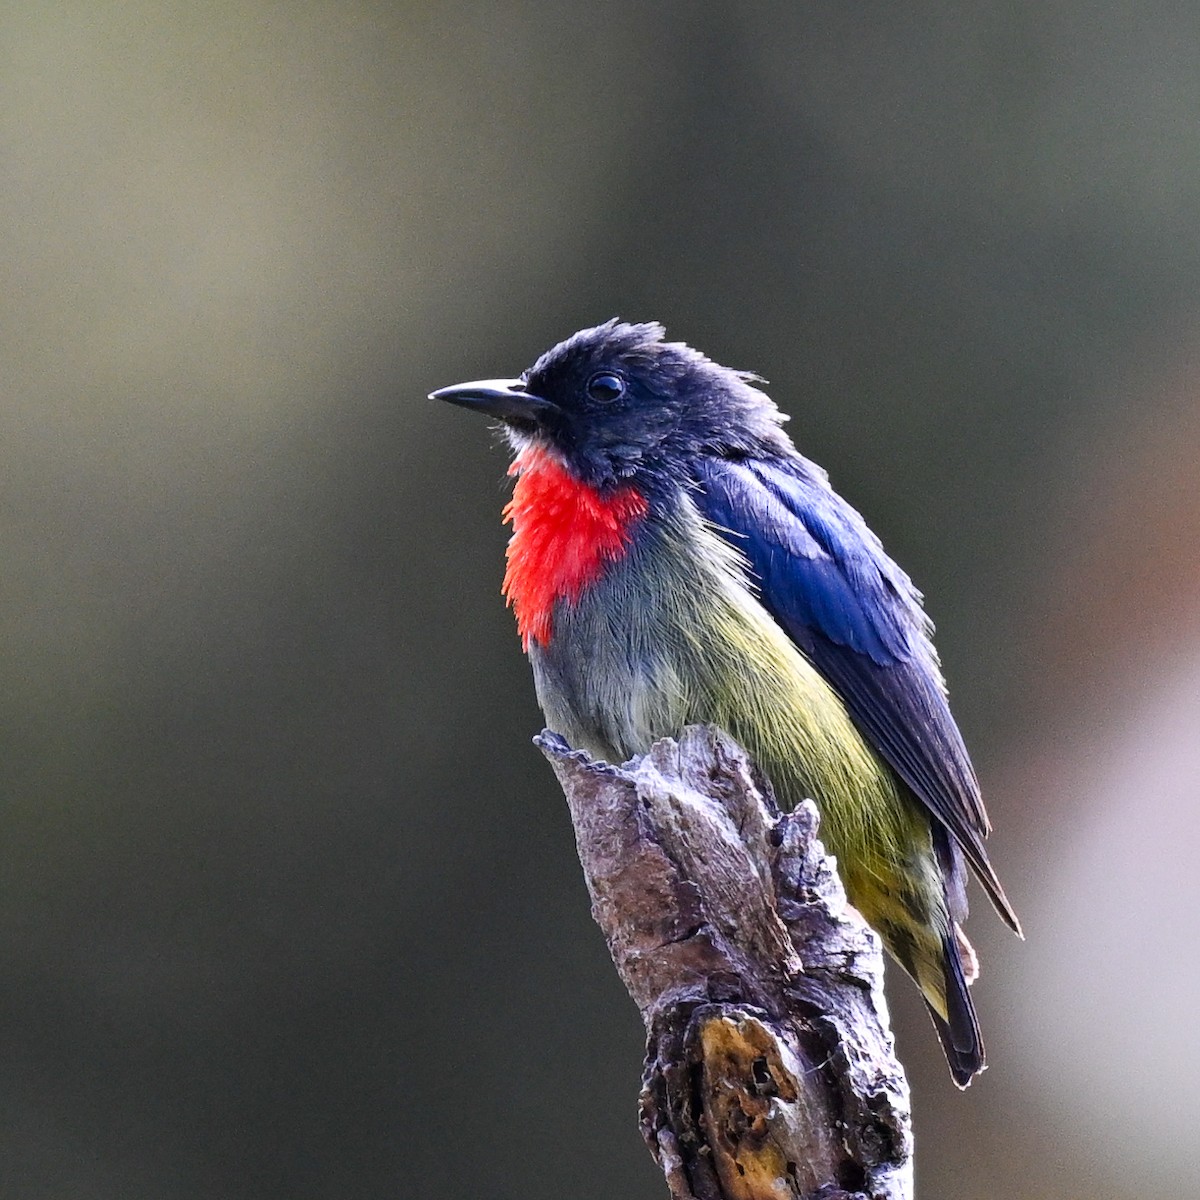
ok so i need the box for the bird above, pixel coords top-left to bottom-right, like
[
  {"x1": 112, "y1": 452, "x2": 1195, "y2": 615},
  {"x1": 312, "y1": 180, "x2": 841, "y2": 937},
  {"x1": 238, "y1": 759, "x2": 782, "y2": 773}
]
[{"x1": 431, "y1": 319, "x2": 1021, "y2": 1086}]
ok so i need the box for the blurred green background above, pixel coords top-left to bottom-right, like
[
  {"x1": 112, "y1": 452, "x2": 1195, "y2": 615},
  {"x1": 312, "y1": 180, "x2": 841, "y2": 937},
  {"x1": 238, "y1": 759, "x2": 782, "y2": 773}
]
[{"x1": 2, "y1": 3, "x2": 1199, "y2": 1197}]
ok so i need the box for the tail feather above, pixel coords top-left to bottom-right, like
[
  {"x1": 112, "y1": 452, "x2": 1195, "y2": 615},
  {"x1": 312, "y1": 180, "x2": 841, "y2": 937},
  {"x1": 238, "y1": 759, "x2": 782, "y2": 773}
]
[{"x1": 926, "y1": 926, "x2": 985, "y2": 1088}]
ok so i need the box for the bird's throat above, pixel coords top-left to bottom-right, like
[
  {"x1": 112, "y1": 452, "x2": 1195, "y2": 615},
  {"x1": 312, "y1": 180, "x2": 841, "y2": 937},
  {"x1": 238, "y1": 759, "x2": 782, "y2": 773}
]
[{"x1": 502, "y1": 446, "x2": 648, "y2": 650}]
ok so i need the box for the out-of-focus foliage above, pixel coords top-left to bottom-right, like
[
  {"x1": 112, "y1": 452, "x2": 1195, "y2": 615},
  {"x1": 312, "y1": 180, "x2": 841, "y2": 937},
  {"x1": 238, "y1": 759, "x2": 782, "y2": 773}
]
[{"x1": 1, "y1": 4, "x2": 1197, "y2": 1198}]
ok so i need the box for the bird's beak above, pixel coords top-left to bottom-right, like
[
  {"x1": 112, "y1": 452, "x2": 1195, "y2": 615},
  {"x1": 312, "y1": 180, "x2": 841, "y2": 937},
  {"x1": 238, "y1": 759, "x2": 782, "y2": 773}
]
[{"x1": 429, "y1": 378, "x2": 558, "y2": 431}]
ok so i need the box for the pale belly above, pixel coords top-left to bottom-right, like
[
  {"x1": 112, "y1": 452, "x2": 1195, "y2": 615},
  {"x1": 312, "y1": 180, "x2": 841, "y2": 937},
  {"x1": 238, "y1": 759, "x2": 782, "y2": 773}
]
[
  {"x1": 527, "y1": 507, "x2": 952, "y2": 1009},
  {"x1": 527, "y1": 513, "x2": 920, "y2": 874}
]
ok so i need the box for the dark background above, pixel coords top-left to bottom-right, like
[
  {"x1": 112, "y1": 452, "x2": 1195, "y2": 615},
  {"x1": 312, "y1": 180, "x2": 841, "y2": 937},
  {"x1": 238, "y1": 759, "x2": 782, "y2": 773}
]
[{"x1": 2, "y1": 4, "x2": 1199, "y2": 1197}]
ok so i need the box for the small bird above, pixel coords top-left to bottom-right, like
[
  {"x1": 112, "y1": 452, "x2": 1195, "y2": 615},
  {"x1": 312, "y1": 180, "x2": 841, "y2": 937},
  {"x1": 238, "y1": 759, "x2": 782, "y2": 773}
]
[{"x1": 432, "y1": 320, "x2": 1020, "y2": 1086}]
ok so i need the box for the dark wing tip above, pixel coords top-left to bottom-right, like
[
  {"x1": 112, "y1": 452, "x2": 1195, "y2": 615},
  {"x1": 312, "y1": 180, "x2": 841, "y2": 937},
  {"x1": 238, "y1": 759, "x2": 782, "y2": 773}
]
[{"x1": 973, "y1": 857, "x2": 1023, "y2": 937}]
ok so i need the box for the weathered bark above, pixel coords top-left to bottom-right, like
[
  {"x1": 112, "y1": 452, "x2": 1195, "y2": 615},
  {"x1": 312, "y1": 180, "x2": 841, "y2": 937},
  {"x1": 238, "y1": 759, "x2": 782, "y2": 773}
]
[{"x1": 537, "y1": 725, "x2": 913, "y2": 1200}]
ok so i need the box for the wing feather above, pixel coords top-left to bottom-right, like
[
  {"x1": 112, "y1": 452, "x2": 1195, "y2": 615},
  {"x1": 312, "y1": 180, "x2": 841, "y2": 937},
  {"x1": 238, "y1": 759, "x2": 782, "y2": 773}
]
[{"x1": 694, "y1": 455, "x2": 1020, "y2": 934}]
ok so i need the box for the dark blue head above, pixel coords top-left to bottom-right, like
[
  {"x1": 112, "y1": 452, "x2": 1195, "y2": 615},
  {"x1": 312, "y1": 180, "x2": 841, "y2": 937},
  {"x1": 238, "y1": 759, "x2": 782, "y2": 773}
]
[{"x1": 431, "y1": 320, "x2": 791, "y2": 490}]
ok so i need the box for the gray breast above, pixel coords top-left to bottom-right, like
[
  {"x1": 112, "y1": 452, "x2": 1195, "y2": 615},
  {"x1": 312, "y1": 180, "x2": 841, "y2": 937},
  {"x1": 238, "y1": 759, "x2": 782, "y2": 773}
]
[{"x1": 527, "y1": 518, "x2": 697, "y2": 764}]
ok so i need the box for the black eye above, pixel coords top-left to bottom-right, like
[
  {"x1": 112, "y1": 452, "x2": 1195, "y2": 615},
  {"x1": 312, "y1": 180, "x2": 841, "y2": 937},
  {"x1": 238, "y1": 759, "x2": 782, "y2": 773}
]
[{"x1": 586, "y1": 372, "x2": 625, "y2": 403}]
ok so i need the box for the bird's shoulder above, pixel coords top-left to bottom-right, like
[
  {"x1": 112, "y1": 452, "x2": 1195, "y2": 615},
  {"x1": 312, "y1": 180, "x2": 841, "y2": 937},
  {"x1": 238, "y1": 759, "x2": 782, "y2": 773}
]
[{"x1": 689, "y1": 450, "x2": 932, "y2": 670}]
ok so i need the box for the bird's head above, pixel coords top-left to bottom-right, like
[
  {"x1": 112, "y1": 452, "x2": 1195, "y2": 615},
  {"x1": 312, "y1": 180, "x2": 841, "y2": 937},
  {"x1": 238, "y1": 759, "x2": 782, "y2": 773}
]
[{"x1": 431, "y1": 320, "x2": 790, "y2": 491}]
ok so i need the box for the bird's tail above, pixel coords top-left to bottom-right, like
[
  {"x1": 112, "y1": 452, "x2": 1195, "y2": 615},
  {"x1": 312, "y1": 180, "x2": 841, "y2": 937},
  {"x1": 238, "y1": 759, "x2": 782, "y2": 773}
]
[{"x1": 923, "y1": 924, "x2": 985, "y2": 1088}]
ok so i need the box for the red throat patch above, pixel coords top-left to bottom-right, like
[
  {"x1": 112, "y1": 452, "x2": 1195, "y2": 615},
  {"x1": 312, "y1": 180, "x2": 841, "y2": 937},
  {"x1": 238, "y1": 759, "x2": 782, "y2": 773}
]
[{"x1": 502, "y1": 446, "x2": 648, "y2": 650}]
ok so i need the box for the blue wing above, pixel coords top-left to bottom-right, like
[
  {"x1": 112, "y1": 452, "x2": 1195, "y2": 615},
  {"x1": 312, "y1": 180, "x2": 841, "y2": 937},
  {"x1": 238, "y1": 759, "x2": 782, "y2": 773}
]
[{"x1": 694, "y1": 453, "x2": 1019, "y2": 933}]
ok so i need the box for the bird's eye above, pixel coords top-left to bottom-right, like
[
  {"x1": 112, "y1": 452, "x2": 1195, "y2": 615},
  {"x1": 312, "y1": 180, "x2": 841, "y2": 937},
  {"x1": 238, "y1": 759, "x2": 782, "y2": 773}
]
[{"x1": 586, "y1": 372, "x2": 625, "y2": 403}]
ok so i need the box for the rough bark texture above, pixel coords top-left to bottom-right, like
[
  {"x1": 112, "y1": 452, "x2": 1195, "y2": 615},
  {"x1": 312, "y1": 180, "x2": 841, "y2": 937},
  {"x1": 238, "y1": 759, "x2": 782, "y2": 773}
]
[{"x1": 537, "y1": 725, "x2": 913, "y2": 1200}]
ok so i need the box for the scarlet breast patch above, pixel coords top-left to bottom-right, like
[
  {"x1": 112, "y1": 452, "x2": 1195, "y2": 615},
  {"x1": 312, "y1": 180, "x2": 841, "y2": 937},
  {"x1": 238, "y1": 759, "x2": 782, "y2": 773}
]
[{"x1": 502, "y1": 447, "x2": 648, "y2": 649}]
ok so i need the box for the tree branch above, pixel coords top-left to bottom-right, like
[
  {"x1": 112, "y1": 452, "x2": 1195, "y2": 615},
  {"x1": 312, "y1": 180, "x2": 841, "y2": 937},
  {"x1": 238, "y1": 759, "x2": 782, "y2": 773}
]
[{"x1": 537, "y1": 725, "x2": 913, "y2": 1200}]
